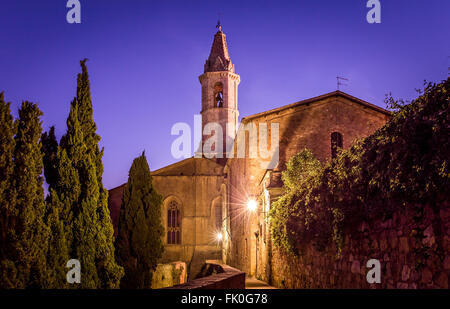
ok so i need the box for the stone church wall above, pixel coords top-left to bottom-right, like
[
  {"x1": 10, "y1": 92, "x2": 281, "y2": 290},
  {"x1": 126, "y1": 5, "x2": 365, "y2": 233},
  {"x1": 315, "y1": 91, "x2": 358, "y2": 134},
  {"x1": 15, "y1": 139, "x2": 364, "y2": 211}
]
[{"x1": 152, "y1": 173, "x2": 224, "y2": 279}]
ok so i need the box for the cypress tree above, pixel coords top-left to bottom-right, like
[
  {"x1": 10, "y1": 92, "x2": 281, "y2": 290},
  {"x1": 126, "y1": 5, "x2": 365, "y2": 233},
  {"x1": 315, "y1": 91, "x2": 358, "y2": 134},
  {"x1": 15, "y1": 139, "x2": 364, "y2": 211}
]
[
  {"x1": 115, "y1": 152, "x2": 164, "y2": 288},
  {"x1": 43, "y1": 143, "x2": 81, "y2": 288},
  {"x1": 54, "y1": 60, "x2": 123, "y2": 288},
  {"x1": 0, "y1": 92, "x2": 17, "y2": 288},
  {"x1": 10, "y1": 101, "x2": 49, "y2": 288},
  {"x1": 41, "y1": 126, "x2": 70, "y2": 288},
  {"x1": 44, "y1": 189, "x2": 70, "y2": 288},
  {"x1": 0, "y1": 92, "x2": 15, "y2": 251}
]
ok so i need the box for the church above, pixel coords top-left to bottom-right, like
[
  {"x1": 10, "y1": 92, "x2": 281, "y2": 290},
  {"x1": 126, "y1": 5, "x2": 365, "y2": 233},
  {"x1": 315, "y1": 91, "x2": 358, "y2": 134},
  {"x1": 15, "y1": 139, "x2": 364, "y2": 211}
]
[{"x1": 108, "y1": 25, "x2": 391, "y2": 281}]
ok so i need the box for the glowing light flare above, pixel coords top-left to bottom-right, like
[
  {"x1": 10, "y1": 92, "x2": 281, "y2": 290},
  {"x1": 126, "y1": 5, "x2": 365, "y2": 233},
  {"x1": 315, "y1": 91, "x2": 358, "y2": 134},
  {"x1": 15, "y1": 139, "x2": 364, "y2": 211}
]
[
  {"x1": 247, "y1": 199, "x2": 258, "y2": 212},
  {"x1": 216, "y1": 232, "x2": 223, "y2": 242}
]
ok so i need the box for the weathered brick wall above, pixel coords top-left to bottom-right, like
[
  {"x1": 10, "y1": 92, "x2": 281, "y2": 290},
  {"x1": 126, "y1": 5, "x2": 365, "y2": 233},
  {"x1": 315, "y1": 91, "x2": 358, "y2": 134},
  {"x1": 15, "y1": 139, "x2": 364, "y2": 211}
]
[{"x1": 270, "y1": 203, "x2": 449, "y2": 289}]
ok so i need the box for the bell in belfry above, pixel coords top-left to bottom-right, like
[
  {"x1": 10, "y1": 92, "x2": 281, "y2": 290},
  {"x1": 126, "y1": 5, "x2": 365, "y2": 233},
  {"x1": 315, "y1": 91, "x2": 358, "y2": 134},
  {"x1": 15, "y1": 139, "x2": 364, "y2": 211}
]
[{"x1": 216, "y1": 92, "x2": 223, "y2": 107}]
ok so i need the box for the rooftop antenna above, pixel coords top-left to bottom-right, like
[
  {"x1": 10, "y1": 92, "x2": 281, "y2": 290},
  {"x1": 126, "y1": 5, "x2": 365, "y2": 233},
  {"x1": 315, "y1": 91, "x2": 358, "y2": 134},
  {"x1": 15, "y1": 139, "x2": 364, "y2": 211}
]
[
  {"x1": 337, "y1": 76, "x2": 349, "y2": 91},
  {"x1": 216, "y1": 12, "x2": 222, "y2": 31}
]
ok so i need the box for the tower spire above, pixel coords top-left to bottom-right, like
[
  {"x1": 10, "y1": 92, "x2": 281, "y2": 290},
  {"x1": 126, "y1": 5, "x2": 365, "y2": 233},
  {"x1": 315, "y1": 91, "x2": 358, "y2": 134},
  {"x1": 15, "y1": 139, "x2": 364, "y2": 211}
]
[
  {"x1": 204, "y1": 23, "x2": 234, "y2": 73},
  {"x1": 199, "y1": 26, "x2": 240, "y2": 164}
]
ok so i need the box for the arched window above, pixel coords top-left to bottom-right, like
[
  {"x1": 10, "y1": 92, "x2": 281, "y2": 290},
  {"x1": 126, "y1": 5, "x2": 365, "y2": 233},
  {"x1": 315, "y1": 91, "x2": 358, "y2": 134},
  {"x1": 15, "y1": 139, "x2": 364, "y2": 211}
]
[
  {"x1": 214, "y1": 82, "x2": 224, "y2": 108},
  {"x1": 167, "y1": 201, "x2": 181, "y2": 244},
  {"x1": 331, "y1": 132, "x2": 343, "y2": 159}
]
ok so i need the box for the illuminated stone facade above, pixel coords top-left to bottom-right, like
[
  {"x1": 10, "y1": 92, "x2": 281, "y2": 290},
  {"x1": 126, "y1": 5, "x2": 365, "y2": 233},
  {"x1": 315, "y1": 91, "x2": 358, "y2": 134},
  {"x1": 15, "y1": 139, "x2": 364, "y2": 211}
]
[{"x1": 108, "y1": 27, "x2": 390, "y2": 281}]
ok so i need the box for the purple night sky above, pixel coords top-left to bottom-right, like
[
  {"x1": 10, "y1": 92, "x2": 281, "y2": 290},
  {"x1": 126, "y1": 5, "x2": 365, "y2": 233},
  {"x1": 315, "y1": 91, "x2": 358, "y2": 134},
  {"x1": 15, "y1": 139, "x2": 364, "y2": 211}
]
[{"x1": 1, "y1": 0, "x2": 449, "y2": 189}]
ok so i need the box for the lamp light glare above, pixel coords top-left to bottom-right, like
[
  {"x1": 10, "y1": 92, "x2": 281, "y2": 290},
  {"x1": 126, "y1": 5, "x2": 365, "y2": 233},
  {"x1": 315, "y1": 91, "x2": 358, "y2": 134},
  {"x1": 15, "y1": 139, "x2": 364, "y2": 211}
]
[
  {"x1": 216, "y1": 232, "x2": 223, "y2": 242},
  {"x1": 247, "y1": 199, "x2": 257, "y2": 212}
]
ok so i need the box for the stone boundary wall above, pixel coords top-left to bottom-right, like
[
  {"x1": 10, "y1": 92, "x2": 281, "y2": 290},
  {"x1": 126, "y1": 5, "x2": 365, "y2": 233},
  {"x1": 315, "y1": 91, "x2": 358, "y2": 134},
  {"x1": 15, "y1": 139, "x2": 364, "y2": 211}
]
[
  {"x1": 271, "y1": 203, "x2": 449, "y2": 289},
  {"x1": 162, "y1": 263, "x2": 245, "y2": 289},
  {"x1": 151, "y1": 262, "x2": 187, "y2": 289}
]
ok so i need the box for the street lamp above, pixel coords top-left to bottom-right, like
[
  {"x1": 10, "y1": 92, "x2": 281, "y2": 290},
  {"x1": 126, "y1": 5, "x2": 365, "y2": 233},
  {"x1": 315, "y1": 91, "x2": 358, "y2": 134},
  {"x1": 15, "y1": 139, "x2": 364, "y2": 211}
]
[
  {"x1": 216, "y1": 232, "x2": 223, "y2": 242},
  {"x1": 212, "y1": 198, "x2": 257, "y2": 244},
  {"x1": 247, "y1": 198, "x2": 258, "y2": 212}
]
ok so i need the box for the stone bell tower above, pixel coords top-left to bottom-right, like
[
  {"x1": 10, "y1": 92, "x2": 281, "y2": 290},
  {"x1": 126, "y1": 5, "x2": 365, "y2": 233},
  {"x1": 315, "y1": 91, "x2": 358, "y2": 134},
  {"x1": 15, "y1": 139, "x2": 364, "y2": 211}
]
[{"x1": 198, "y1": 24, "x2": 240, "y2": 164}]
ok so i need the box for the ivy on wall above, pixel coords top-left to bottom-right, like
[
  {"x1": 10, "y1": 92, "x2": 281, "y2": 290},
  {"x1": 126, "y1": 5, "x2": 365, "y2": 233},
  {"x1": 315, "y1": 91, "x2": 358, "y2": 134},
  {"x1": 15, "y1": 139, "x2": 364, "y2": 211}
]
[{"x1": 269, "y1": 78, "x2": 449, "y2": 255}]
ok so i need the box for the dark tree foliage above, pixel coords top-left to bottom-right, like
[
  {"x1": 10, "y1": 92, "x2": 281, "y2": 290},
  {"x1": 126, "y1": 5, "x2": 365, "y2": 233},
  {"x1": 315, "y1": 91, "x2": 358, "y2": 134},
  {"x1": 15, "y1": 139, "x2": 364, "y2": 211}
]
[
  {"x1": 1, "y1": 60, "x2": 124, "y2": 288},
  {"x1": 41, "y1": 126, "x2": 70, "y2": 288},
  {"x1": 41, "y1": 126, "x2": 59, "y2": 189},
  {"x1": 270, "y1": 78, "x2": 450, "y2": 255},
  {"x1": 0, "y1": 93, "x2": 15, "y2": 250},
  {"x1": 73, "y1": 60, "x2": 123, "y2": 288},
  {"x1": 7, "y1": 101, "x2": 48, "y2": 288},
  {"x1": 45, "y1": 60, "x2": 123, "y2": 288},
  {"x1": 44, "y1": 188, "x2": 70, "y2": 288},
  {"x1": 0, "y1": 92, "x2": 16, "y2": 288},
  {"x1": 115, "y1": 152, "x2": 164, "y2": 288}
]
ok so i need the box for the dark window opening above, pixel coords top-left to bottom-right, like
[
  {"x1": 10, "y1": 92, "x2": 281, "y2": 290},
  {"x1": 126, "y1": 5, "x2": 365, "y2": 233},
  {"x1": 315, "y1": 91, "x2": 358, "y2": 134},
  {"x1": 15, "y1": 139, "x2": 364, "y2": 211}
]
[
  {"x1": 215, "y1": 92, "x2": 223, "y2": 107},
  {"x1": 214, "y1": 82, "x2": 224, "y2": 108},
  {"x1": 167, "y1": 201, "x2": 181, "y2": 244},
  {"x1": 331, "y1": 132, "x2": 343, "y2": 159}
]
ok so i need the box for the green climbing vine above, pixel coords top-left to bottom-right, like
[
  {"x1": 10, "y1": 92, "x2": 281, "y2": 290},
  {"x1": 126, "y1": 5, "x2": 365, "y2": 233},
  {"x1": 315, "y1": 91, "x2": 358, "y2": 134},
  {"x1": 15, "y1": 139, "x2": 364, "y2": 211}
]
[{"x1": 269, "y1": 78, "x2": 449, "y2": 255}]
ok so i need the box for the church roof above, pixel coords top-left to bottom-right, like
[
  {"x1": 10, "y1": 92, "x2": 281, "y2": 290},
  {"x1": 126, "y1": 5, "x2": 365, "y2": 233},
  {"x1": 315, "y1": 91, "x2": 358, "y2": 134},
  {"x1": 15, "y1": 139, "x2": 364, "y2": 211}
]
[
  {"x1": 151, "y1": 157, "x2": 224, "y2": 176},
  {"x1": 241, "y1": 90, "x2": 391, "y2": 122},
  {"x1": 108, "y1": 157, "x2": 223, "y2": 192},
  {"x1": 204, "y1": 28, "x2": 235, "y2": 73}
]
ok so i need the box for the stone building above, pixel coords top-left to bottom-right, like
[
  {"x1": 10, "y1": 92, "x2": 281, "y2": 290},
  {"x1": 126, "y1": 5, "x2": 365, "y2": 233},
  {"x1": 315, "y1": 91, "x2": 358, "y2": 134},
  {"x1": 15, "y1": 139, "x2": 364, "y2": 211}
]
[
  {"x1": 108, "y1": 25, "x2": 391, "y2": 281},
  {"x1": 224, "y1": 90, "x2": 390, "y2": 281}
]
